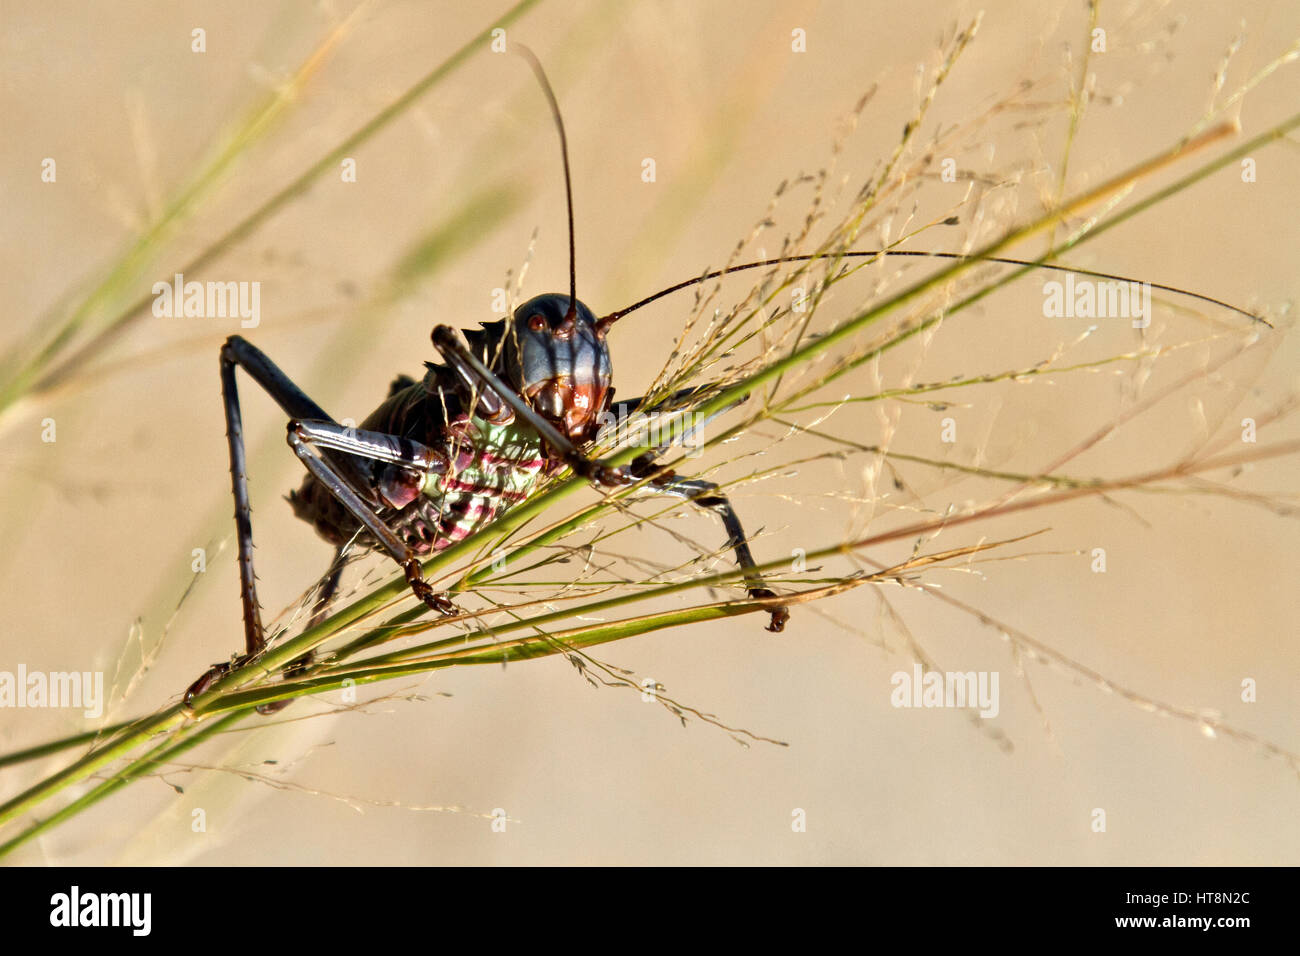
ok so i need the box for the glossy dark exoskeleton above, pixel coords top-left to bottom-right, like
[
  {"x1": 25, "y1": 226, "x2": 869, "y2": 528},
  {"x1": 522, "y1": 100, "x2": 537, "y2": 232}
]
[{"x1": 182, "y1": 50, "x2": 790, "y2": 709}]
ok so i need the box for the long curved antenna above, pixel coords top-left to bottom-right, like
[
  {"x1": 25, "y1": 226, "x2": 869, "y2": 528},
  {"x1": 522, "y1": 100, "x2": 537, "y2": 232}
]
[
  {"x1": 597, "y1": 250, "x2": 1266, "y2": 328},
  {"x1": 516, "y1": 44, "x2": 578, "y2": 324}
]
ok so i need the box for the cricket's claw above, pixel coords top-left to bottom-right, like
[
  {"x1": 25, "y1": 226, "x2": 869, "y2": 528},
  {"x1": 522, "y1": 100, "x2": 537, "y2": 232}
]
[
  {"x1": 418, "y1": 586, "x2": 458, "y2": 616},
  {"x1": 404, "y1": 556, "x2": 457, "y2": 616},
  {"x1": 595, "y1": 466, "x2": 633, "y2": 487},
  {"x1": 184, "y1": 661, "x2": 234, "y2": 706},
  {"x1": 185, "y1": 648, "x2": 314, "y2": 715},
  {"x1": 748, "y1": 589, "x2": 789, "y2": 633},
  {"x1": 577, "y1": 457, "x2": 634, "y2": 487}
]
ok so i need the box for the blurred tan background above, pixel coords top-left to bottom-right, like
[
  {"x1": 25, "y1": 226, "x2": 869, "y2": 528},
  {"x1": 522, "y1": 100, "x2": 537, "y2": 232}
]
[{"x1": 1, "y1": 0, "x2": 1297, "y2": 864}]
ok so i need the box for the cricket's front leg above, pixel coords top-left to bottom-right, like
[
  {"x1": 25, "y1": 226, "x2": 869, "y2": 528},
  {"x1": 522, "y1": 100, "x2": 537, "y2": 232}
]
[
  {"x1": 431, "y1": 326, "x2": 637, "y2": 488},
  {"x1": 626, "y1": 452, "x2": 790, "y2": 633},
  {"x1": 430, "y1": 327, "x2": 787, "y2": 629},
  {"x1": 185, "y1": 336, "x2": 457, "y2": 709},
  {"x1": 185, "y1": 336, "x2": 312, "y2": 706}
]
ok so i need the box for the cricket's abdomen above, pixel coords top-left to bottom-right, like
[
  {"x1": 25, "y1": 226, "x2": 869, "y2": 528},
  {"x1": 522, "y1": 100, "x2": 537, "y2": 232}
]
[{"x1": 288, "y1": 378, "x2": 553, "y2": 555}]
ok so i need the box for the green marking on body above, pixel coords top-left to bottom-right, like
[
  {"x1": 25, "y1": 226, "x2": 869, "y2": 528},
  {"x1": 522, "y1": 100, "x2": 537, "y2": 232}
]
[{"x1": 421, "y1": 413, "x2": 549, "y2": 503}]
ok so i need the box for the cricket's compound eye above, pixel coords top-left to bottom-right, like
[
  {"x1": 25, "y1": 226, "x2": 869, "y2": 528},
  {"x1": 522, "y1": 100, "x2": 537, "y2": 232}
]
[{"x1": 528, "y1": 313, "x2": 547, "y2": 332}]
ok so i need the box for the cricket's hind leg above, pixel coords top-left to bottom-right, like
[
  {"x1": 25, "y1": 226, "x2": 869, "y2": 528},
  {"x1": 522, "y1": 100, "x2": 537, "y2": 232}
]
[
  {"x1": 185, "y1": 336, "x2": 343, "y2": 706},
  {"x1": 184, "y1": 336, "x2": 455, "y2": 709}
]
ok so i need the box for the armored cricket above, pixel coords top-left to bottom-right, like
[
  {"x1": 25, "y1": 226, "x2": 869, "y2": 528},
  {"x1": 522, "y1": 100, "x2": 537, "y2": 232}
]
[
  {"x1": 183, "y1": 49, "x2": 794, "y2": 707},
  {"x1": 184, "y1": 48, "x2": 1262, "y2": 710}
]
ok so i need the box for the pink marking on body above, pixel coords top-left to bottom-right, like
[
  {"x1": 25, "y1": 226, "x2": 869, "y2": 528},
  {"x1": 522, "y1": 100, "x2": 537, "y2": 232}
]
[
  {"x1": 476, "y1": 451, "x2": 547, "y2": 469},
  {"x1": 442, "y1": 478, "x2": 530, "y2": 501}
]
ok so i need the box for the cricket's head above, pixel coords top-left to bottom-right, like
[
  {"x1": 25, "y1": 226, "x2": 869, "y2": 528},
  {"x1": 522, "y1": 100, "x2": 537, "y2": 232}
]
[{"x1": 504, "y1": 292, "x2": 612, "y2": 443}]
